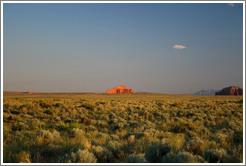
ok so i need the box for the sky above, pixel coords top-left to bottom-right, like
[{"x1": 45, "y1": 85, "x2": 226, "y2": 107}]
[{"x1": 3, "y1": 3, "x2": 244, "y2": 94}]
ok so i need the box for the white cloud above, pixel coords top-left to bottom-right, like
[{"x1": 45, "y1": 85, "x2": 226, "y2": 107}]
[
  {"x1": 172, "y1": 44, "x2": 187, "y2": 50},
  {"x1": 228, "y1": 3, "x2": 235, "y2": 7}
]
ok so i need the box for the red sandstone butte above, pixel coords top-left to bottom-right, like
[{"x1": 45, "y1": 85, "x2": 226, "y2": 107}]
[
  {"x1": 106, "y1": 85, "x2": 135, "y2": 94},
  {"x1": 215, "y1": 86, "x2": 243, "y2": 96}
]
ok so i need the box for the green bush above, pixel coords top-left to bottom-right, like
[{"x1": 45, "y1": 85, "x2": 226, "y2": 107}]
[
  {"x1": 184, "y1": 137, "x2": 205, "y2": 155},
  {"x1": 17, "y1": 151, "x2": 32, "y2": 163},
  {"x1": 124, "y1": 154, "x2": 147, "y2": 163},
  {"x1": 63, "y1": 149, "x2": 97, "y2": 163},
  {"x1": 145, "y1": 143, "x2": 171, "y2": 163},
  {"x1": 36, "y1": 130, "x2": 61, "y2": 146},
  {"x1": 161, "y1": 152, "x2": 205, "y2": 163},
  {"x1": 203, "y1": 149, "x2": 228, "y2": 163}
]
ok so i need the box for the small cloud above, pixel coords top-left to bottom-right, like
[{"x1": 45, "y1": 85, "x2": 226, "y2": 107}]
[
  {"x1": 172, "y1": 44, "x2": 187, "y2": 50},
  {"x1": 228, "y1": 3, "x2": 235, "y2": 7}
]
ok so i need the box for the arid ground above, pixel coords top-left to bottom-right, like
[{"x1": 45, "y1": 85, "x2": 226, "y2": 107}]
[{"x1": 3, "y1": 92, "x2": 243, "y2": 163}]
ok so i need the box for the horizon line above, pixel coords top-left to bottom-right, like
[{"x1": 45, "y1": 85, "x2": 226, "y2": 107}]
[{"x1": 3, "y1": 91, "x2": 191, "y2": 95}]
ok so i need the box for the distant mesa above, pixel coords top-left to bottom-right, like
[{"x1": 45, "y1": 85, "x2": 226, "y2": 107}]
[
  {"x1": 192, "y1": 89, "x2": 217, "y2": 96},
  {"x1": 22, "y1": 91, "x2": 33, "y2": 94},
  {"x1": 215, "y1": 86, "x2": 243, "y2": 96},
  {"x1": 106, "y1": 85, "x2": 135, "y2": 94},
  {"x1": 21, "y1": 91, "x2": 39, "y2": 94}
]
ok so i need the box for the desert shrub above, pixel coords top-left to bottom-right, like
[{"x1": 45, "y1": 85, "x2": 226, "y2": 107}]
[
  {"x1": 186, "y1": 131, "x2": 197, "y2": 138},
  {"x1": 203, "y1": 149, "x2": 228, "y2": 163},
  {"x1": 124, "y1": 153, "x2": 147, "y2": 163},
  {"x1": 39, "y1": 102, "x2": 51, "y2": 109},
  {"x1": 54, "y1": 116, "x2": 61, "y2": 121},
  {"x1": 110, "y1": 134, "x2": 120, "y2": 141},
  {"x1": 10, "y1": 110, "x2": 21, "y2": 115},
  {"x1": 113, "y1": 122, "x2": 124, "y2": 130},
  {"x1": 21, "y1": 114, "x2": 33, "y2": 119},
  {"x1": 222, "y1": 153, "x2": 242, "y2": 163},
  {"x1": 36, "y1": 130, "x2": 54, "y2": 146},
  {"x1": 127, "y1": 135, "x2": 135, "y2": 144},
  {"x1": 92, "y1": 145, "x2": 104, "y2": 155},
  {"x1": 233, "y1": 130, "x2": 243, "y2": 144},
  {"x1": 3, "y1": 144, "x2": 22, "y2": 163},
  {"x1": 79, "y1": 116, "x2": 92, "y2": 125},
  {"x1": 63, "y1": 149, "x2": 97, "y2": 163},
  {"x1": 212, "y1": 132, "x2": 231, "y2": 147},
  {"x1": 86, "y1": 125, "x2": 97, "y2": 132},
  {"x1": 79, "y1": 103, "x2": 96, "y2": 111},
  {"x1": 71, "y1": 130, "x2": 91, "y2": 150},
  {"x1": 95, "y1": 120, "x2": 108, "y2": 128},
  {"x1": 193, "y1": 126, "x2": 210, "y2": 138},
  {"x1": 101, "y1": 149, "x2": 114, "y2": 162},
  {"x1": 106, "y1": 140, "x2": 122, "y2": 154},
  {"x1": 53, "y1": 103, "x2": 63, "y2": 107},
  {"x1": 17, "y1": 151, "x2": 32, "y2": 163},
  {"x1": 145, "y1": 143, "x2": 171, "y2": 163},
  {"x1": 12, "y1": 122, "x2": 29, "y2": 131},
  {"x1": 206, "y1": 140, "x2": 218, "y2": 149},
  {"x1": 161, "y1": 152, "x2": 205, "y2": 163},
  {"x1": 13, "y1": 131, "x2": 26, "y2": 143},
  {"x1": 184, "y1": 137, "x2": 205, "y2": 155},
  {"x1": 51, "y1": 130, "x2": 61, "y2": 142},
  {"x1": 3, "y1": 112, "x2": 10, "y2": 121},
  {"x1": 36, "y1": 130, "x2": 60, "y2": 146},
  {"x1": 44, "y1": 110, "x2": 53, "y2": 115},
  {"x1": 160, "y1": 133, "x2": 185, "y2": 153},
  {"x1": 37, "y1": 143, "x2": 65, "y2": 162},
  {"x1": 91, "y1": 145, "x2": 113, "y2": 162},
  {"x1": 109, "y1": 118, "x2": 118, "y2": 125},
  {"x1": 92, "y1": 133, "x2": 110, "y2": 145},
  {"x1": 135, "y1": 132, "x2": 146, "y2": 140},
  {"x1": 171, "y1": 118, "x2": 198, "y2": 133},
  {"x1": 46, "y1": 143, "x2": 62, "y2": 152},
  {"x1": 30, "y1": 119, "x2": 45, "y2": 130},
  {"x1": 64, "y1": 119, "x2": 76, "y2": 124},
  {"x1": 101, "y1": 115, "x2": 110, "y2": 121},
  {"x1": 70, "y1": 128, "x2": 84, "y2": 138}
]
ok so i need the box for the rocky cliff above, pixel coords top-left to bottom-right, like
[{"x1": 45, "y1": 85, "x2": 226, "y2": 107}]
[{"x1": 215, "y1": 86, "x2": 243, "y2": 96}]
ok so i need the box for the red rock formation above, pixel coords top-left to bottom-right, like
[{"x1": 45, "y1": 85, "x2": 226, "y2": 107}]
[
  {"x1": 215, "y1": 86, "x2": 243, "y2": 96},
  {"x1": 106, "y1": 85, "x2": 135, "y2": 94}
]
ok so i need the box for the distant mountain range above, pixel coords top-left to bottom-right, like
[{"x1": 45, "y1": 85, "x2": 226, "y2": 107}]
[
  {"x1": 192, "y1": 86, "x2": 243, "y2": 96},
  {"x1": 192, "y1": 89, "x2": 218, "y2": 96}
]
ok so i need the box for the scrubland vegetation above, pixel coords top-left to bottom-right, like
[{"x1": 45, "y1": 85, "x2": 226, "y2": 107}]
[{"x1": 3, "y1": 93, "x2": 243, "y2": 163}]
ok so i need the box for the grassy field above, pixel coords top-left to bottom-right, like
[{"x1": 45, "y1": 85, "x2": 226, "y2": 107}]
[{"x1": 3, "y1": 92, "x2": 243, "y2": 163}]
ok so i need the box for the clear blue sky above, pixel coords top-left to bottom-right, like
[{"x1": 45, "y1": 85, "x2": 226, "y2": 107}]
[{"x1": 3, "y1": 3, "x2": 243, "y2": 94}]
